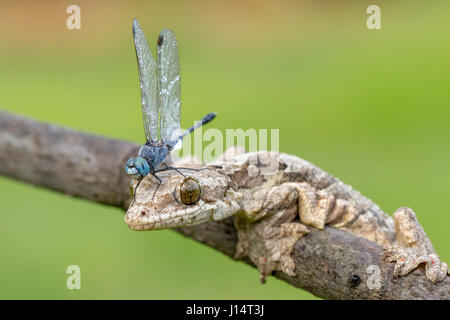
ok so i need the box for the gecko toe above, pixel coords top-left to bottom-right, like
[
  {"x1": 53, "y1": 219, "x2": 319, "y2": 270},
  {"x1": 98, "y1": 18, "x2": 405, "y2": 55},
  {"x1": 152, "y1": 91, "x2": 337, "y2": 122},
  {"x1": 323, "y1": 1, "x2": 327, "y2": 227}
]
[
  {"x1": 383, "y1": 247, "x2": 448, "y2": 282},
  {"x1": 425, "y1": 255, "x2": 448, "y2": 283}
]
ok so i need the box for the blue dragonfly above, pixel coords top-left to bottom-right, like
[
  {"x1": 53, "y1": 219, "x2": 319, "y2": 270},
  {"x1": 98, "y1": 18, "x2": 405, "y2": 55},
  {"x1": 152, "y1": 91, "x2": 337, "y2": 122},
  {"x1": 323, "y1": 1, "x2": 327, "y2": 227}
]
[{"x1": 126, "y1": 19, "x2": 216, "y2": 198}]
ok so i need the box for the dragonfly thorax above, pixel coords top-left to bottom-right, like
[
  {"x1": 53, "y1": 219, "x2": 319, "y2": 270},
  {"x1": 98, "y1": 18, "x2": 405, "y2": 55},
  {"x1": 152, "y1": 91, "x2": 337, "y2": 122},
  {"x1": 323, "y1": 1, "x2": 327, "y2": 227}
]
[{"x1": 138, "y1": 143, "x2": 170, "y2": 171}]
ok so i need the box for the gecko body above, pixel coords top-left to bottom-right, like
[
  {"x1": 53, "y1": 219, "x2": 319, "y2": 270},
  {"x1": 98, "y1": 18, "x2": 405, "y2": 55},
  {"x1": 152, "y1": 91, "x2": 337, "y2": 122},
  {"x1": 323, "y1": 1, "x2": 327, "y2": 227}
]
[{"x1": 125, "y1": 150, "x2": 448, "y2": 283}]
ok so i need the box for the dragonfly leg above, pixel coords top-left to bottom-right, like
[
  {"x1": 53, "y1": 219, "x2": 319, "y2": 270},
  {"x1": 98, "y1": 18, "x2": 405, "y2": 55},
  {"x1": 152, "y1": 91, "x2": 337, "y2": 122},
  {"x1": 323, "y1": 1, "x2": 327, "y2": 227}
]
[
  {"x1": 154, "y1": 163, "x2": 187, "y2": 177},
  {"x1": 174, "y1": 164, "x2": 224, "y2": 171},
  {"x1": 150, "y1": 172, "x2": 162, "y2": 200},
  {"x1": 175, "y1": 167, "x2": 208, "y2": 171},
  {"x1": 157, "y1": 164, "x2": 210, "y2": 177},
  {"x1": 129, "y1": 177, "x2": 143, "y2": 205},
  {"x1": 154, "y1": 164, "x2": 214, "y2": 177}
]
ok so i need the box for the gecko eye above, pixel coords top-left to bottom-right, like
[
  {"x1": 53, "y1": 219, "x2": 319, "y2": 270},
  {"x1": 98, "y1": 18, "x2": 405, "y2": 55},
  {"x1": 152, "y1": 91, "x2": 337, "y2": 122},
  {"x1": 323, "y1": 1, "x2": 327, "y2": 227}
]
[{"x1": 175, "y1": 177, "x2": 201, "y2": 205}]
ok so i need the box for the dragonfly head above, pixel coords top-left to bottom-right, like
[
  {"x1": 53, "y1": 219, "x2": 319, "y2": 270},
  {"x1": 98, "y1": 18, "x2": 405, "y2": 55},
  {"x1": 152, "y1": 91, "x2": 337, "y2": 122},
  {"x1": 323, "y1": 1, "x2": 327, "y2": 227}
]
[{"x1": 126, "y1": 157, "x2": 150, "y2": 179}]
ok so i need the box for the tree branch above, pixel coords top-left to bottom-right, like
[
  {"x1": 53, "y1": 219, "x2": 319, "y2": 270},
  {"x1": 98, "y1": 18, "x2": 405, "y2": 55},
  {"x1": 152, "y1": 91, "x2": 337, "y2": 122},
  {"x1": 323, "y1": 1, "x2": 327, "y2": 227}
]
[{"x1": 0, "y1": 110, "x2": 448, "y2": 300}]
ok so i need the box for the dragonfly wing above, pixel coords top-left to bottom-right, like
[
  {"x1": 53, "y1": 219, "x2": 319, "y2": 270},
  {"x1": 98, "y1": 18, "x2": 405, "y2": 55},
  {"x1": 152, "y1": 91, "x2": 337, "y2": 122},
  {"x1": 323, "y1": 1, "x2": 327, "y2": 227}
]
[
  {"x1": 133, "y1": 19, "x2": 159, "y2": 143},
  {"x1": 157, "y1": 29, "x2": 181, "y2": 144}
]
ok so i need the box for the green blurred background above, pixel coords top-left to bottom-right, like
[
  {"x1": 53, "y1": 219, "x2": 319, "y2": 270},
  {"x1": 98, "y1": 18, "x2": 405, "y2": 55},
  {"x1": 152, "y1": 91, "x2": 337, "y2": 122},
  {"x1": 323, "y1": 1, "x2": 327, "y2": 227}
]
[{"x1": 0, "y1": 0, "x2": 449, "y2": 299}]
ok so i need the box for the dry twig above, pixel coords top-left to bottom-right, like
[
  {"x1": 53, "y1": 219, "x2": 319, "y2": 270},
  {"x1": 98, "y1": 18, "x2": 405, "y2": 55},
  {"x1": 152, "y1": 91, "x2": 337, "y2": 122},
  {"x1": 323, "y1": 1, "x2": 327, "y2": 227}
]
[{"x1": 0, "y1": 110, "x2": 448, "y2": 299}]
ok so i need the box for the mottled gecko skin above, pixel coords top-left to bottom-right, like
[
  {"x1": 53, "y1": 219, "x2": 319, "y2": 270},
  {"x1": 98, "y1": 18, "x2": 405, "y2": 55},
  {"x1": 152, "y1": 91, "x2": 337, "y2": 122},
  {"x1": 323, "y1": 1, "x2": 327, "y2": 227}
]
[{"x1": 125, "y1": 149, "x2": 449, "y2": 283}]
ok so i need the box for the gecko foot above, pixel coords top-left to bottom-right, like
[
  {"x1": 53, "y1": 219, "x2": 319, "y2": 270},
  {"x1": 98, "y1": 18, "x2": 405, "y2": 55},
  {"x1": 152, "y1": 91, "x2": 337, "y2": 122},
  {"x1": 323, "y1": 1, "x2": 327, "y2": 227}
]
[
  {"x1": 235, "y1": 213, "x2": 309, "y2": 283},
  {"x1": 383, "y1": 247, "x2": 448, "y2": 283}
]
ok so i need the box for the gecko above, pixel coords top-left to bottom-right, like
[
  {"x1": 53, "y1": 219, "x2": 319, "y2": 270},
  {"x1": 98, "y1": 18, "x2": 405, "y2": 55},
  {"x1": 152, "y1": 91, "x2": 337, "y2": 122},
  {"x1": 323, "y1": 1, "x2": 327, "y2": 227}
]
[{"x1": 124, "y1": 148, "x2": 449, "y2": 283}]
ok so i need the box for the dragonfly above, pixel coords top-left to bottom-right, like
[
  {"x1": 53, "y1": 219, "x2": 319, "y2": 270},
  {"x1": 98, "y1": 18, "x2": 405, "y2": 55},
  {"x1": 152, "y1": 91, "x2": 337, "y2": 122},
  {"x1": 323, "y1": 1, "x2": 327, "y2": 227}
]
[{"x1": 126, "y1": 19, "x2": 216, "y2": 198}]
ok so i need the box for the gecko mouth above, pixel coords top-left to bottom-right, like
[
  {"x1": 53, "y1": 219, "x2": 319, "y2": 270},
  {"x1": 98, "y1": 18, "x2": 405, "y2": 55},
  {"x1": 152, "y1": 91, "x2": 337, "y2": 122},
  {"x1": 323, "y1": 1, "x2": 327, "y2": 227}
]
[
  {"x1": 125, "y1": 202, "x2": 214, "y2": 231},
  {"x1": 127, "y1": 211, "x2": 198, "y2": 230}
]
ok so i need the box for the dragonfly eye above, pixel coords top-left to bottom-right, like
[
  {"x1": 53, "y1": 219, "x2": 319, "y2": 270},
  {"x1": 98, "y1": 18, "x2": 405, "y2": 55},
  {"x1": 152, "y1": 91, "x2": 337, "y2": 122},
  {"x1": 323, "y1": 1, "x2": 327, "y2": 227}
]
[{"x1": 176, "y1": 177, "x2": 201, "y2": 205}]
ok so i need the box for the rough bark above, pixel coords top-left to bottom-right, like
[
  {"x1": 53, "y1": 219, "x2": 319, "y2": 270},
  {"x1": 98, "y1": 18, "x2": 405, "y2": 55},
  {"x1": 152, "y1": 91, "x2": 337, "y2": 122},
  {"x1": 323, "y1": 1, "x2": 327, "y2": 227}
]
[{"x1": 0, "y1": 110, "x2": 448, "y2": 300}]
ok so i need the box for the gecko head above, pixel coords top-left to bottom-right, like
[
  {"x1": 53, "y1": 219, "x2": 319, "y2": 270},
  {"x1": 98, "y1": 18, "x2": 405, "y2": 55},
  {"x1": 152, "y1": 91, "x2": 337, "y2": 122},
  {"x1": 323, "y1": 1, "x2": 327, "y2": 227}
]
[{"x1": 125, "y1": 167, "x2": 242, "y2": 231}]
